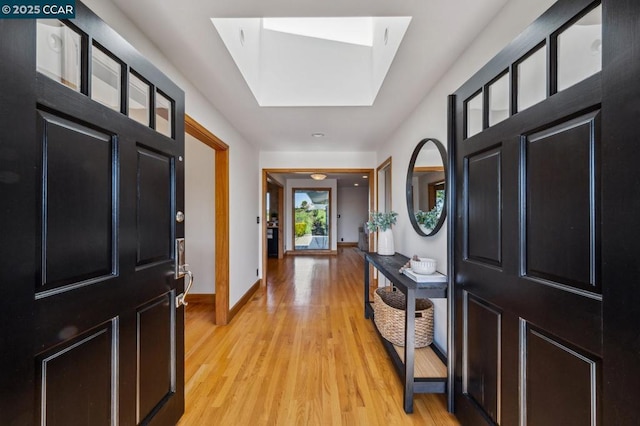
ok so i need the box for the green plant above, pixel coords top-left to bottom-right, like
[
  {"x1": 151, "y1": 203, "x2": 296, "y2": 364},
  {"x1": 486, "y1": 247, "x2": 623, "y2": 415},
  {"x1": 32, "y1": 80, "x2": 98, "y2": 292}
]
[
  {"x1": 295, "y1": 222, "x2": 307, "y2": 237},
  {"x1": 367, "y1": 211, "x2": 398, "y2": 232},
  {"x1": 415, "y1": 197, "x2": 444, "y2": 231}
]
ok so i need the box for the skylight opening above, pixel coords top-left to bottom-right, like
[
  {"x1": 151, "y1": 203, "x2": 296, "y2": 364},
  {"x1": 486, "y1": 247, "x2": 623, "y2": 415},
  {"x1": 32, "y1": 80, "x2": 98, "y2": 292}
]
[{"x1": 262, "y1": 17, "x2": 374, "y2": 47}]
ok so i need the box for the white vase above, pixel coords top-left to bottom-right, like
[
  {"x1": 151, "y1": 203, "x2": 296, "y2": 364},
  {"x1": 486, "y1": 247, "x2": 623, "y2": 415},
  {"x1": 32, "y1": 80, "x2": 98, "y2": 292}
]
[{"x1": 377, "y1": 228, "x2": 395, "y2": 255}]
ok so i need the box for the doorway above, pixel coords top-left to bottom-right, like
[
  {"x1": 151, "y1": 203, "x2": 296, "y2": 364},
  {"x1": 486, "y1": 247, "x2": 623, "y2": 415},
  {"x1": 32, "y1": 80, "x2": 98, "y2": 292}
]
[
  {"x1": 184, "y1": 116, "x2": 230, "y2": 325},
  {"x1": 266, "y1": 177, "x2": 284, "y2": 259},
  {"x1": 293, "y1": 188, "x2": 331, "y2": 251},
  {"x1": 261, "y1": 169, "x2": 375, "y2": 280}
]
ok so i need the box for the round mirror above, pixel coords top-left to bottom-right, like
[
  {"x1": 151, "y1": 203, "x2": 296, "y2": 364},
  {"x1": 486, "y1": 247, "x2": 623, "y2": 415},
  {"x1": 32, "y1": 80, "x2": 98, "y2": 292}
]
[{"x1": 406, "y1": 138, "x2": 447, "y2": 236}]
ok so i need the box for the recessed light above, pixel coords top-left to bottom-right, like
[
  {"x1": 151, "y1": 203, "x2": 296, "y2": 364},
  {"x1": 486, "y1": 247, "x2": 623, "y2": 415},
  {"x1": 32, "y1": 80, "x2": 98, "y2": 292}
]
[
  {"x1": 362, "y1": 175, "x2": 368, "y2": 179},
  {"x1": 311, "y1": 132, "x2": 325, "y2": 138},
  {"x1": 354, "y1": 183, "x2": 359, "y2": 186}
]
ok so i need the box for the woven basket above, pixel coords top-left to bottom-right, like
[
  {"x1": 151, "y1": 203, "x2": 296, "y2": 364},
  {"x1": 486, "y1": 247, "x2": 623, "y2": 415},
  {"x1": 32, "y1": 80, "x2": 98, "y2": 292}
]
[{"x1": 373, "y1": 287, "x2": 434, "y2": 348}]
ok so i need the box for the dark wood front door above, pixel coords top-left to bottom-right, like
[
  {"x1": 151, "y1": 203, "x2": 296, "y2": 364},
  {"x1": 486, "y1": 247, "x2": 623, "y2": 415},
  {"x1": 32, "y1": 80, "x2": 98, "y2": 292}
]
[
  {"x1": 448, "y1": 0, "x2": 639, "y2": 423},
  {"x1": 0, "y1": 3, "x2": 185, "y2": 424}
]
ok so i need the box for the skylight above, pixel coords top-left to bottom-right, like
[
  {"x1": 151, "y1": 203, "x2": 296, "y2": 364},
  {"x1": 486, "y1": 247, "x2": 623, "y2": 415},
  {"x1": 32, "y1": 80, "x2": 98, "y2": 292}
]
[
  {"x1": 211, "y1": 16, "x2": 412, "y2": 107},
  {"x1": 262, "y1": 17, "x2": 374, "y2": 47}
]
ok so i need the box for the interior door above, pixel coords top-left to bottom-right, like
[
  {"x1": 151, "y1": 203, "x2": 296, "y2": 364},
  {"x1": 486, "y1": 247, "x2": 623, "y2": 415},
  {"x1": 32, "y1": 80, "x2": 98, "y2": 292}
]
[
  {"x1": 0, "y1": 3, "x2": 185, "y2": 424},
  {"x1": 451, "y1": 0, "x2": 606, "y2": 424}
]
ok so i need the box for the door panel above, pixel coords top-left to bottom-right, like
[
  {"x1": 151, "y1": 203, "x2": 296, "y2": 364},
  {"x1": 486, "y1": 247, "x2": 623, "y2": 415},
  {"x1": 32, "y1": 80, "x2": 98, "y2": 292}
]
[
  {"x1": 38, "y1": 110, "x2": 115, "y2": 291},
  {"x1": 137, "y1": 293, "x2": 175, "y2": 423},
  {"x1": 136, "y1": 146, "x2": 173, "y2": 266},
  {"x1": 525, "y1": 112, "x2": 599, "y2": 292},
  {"x1": 1, "y1": 3, "x2": 185, "y2": 424},
  {"x1": 523, "y1": 325, "x2": 598, "y2": 425},
  {"x1": 465, "y1": 295, "x2": 501, "y2": 423},
  {"x1": 37, "y1": 319, "x2": 117, "y2": 426},
  {"x1": 466, "y1": 148, "x2": 502, "y2": 266},
  {"x1": 451, "y1": 0, "x2": 605, "y2": 424}
]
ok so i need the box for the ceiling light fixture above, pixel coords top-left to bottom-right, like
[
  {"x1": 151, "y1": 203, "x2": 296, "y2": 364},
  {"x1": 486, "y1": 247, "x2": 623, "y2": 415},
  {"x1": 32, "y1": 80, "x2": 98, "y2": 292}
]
[
  {"x1": 311, "y1": 132, "x2": 325, "y2": 138},
  {"x1": 310, "y1": 173, "x2": 327, "y2": 181},
  {"x1": 354, "y1": 183, "x2": 360, "y2": 186},
  {"x1": 362, "y1": 175, "x2": 368, "y2": 179}
]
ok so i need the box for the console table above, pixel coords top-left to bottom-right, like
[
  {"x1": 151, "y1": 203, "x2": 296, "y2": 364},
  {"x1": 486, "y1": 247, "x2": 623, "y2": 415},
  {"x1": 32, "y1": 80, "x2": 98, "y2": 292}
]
[{"x1": 363, "y1": 252, "x2": 448, "y2": 413}]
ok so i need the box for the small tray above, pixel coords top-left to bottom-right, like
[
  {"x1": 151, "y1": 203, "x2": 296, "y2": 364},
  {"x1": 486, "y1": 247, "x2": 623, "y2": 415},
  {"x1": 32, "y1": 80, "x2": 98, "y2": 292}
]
[{"x1": 402, "y1": 269, "x2": 447, "y2": 283}]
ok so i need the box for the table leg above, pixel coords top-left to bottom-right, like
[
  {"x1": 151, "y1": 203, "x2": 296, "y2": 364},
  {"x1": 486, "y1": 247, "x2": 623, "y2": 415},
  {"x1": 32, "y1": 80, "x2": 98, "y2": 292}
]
[
  {"x1": 364, "y1": 258, "x2": 370, "y2": 319},
  {"x1": 404, "y1": 288, "x2": 415, "y2": 413}
]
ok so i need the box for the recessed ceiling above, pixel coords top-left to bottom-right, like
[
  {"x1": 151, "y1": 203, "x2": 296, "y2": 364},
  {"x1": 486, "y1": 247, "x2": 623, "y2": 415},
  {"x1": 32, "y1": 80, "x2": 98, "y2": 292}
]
[
  {"x1": 211, "y1": 16, "x2": 411, "y2": 106},
  {"x1": 108, "y1": 0, "x2": 510, "y2": 152}
]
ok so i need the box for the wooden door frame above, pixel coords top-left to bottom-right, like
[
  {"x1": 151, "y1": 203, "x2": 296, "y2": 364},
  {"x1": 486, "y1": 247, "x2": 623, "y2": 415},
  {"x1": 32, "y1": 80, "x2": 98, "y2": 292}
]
[
  {"x1": 373, "y1": 157, "x2": 392, "y2": 282},
  {"x1": 261, "y1": 168, "x2": 375, "y2": 282},
  {"x1": 185, "y1": 115, "x2": 230, "y2": 325},
  {"x1": 375, "y1": 157, "x2": 393, "y2": 214},
  {"x1": 265, "y1": 176, "x2": 285, "y2": 259}
]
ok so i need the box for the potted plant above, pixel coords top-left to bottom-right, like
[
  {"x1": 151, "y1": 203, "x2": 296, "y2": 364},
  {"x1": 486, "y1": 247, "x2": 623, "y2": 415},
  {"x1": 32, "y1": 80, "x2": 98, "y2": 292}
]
[
  {"x1": 415, "y1": 197, "x2": 444, "y2": 233},
  {"x1": 367, "y1": 211, "x2": 398, "y2": 255}
]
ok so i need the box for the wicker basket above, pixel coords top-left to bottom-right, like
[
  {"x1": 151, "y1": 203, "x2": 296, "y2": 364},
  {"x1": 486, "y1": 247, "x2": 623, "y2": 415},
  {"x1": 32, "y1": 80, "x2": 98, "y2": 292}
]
[{"x1": 373, "y1": 287, "x2": 434, "y2": 348}]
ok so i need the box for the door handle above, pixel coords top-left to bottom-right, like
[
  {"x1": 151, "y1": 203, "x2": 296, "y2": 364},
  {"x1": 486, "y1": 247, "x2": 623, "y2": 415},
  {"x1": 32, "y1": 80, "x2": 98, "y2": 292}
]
[
  {"x1": 175, "y1": 238, "x2": 194, "y2": 307},
  {"x1": 176, "y1": 267, "x2": 194, "y2": 307}
]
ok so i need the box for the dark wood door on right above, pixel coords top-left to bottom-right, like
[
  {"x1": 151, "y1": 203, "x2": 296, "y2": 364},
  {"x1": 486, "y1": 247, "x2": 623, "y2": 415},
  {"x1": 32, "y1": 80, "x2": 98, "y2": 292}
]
[{"x1": 451, "y1": 0, "x2": 609, "y2": 424}]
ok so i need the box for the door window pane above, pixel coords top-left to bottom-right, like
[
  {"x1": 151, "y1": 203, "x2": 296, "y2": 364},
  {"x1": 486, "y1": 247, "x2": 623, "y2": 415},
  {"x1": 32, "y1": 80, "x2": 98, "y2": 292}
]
[
  {"x1": 36, "y1": 20, "x2": 81, "y2": 91},
  {"x1": 128, "y1": 71, "x2": 150, "y2": 126},
  {"x1": 294, "y1": 189, "x2": 330, "y2": 251},
  {"x1": 557, "y1": 5, "x2": 602, "y2": 92},
  {"x1": 91, "y1": 45, "x2": 121, "y2": 111},
  {"x1": 489, "y1": 72, "x2": 510, "y2": 127},
  {"x1": 155, "y1": 91, "x2": 173, "y2": 138},
  {"x1": 466, "y1": 91, "x2": 483, "y2": 138},
  {"x1": 517, "y1": 45, "x2": 547, "y2": 112}
]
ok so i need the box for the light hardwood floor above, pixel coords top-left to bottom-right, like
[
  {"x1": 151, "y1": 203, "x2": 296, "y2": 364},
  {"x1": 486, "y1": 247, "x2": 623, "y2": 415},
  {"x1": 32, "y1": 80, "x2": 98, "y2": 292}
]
[{"x1": 179, "y1": 247, "x2": 459, "y2": 425}]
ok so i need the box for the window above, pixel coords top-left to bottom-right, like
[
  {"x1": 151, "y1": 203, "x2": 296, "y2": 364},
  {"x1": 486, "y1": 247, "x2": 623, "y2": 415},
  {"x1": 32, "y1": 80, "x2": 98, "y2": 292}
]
[
  {"x1": 293, "y1": 189, "x2": 330, "y2": 251},
  {"x1": 36, "y1": 20, "x2": 82, "y2": 91}
]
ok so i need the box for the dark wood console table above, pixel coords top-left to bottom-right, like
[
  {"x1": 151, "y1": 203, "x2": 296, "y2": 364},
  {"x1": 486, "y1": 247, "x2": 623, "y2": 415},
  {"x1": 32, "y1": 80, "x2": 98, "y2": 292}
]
[{"x1": 364, "y1": 252, "x2": 448, "y2": 413}]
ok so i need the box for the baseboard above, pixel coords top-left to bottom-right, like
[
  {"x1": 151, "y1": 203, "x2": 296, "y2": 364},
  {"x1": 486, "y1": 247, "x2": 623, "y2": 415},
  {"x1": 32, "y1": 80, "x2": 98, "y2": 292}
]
[
  {"x1": 337, "y1": 242, "x2": 358, "y2": 247},
  {"x1": 228, "y1": 279, "x2": 261, "y2": 322},
  {"x1": 187, "y1": 294, "x2": 216, "y2": 305},
  {"x1": 286, "y1": 250, "x2": 338, "y2": 256}
]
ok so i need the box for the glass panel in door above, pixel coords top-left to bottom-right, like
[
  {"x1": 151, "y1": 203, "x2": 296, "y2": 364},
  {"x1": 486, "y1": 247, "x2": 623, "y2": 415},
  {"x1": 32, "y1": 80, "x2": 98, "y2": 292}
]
[{"x1": 294, "y1": 189, "x2": 330, "y2": 251}]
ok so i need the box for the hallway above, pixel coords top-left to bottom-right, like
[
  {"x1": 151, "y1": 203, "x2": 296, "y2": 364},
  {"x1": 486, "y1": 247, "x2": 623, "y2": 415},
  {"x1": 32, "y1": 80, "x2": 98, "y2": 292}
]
[{"x1": 179, "y1": 248, "x2": 458, "y2": 425}]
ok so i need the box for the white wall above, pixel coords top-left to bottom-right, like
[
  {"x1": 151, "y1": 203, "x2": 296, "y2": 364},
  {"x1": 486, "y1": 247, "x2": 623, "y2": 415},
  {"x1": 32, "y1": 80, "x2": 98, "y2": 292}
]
[
  {"x1": 84, "y1": 0, "x2": 261, "y2": 308},
  {"x1": 261, "y1": 151, "x2": 376, "y2": 169},
  {"x1": 285, "y1": 179, "x2": 338, "y2": 251},
  {"x1": 337, "y1": 186, "x2": 369, "y2": 243},
  {"x1": 185, "y1": 134, "x2": 215, "y2": 294},
  {"x1": 375, "y1": 0, "x2": 558, "y2": 354}
]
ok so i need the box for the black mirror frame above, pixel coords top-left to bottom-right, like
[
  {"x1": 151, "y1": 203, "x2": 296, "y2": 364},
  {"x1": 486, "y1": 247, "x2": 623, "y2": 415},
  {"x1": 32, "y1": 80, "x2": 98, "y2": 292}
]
[{"x1": 406, "y1": 137, "x2": 448, "y2": 237}]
